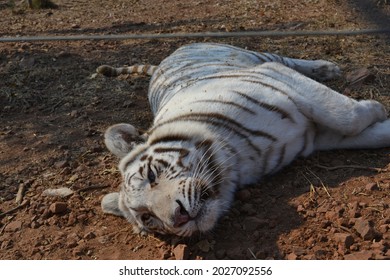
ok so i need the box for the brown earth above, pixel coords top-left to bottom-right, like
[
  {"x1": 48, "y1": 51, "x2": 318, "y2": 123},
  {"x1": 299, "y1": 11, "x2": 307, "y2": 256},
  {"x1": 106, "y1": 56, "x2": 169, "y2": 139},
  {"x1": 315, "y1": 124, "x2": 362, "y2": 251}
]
[{"x1": 0, "y1": 0, "x2": 389, "y2": 260}]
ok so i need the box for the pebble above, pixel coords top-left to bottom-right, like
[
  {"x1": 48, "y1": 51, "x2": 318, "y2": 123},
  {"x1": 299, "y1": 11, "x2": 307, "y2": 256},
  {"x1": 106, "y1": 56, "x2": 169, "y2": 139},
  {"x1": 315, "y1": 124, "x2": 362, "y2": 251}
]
[
  {"x1": 49, "y1": 202, "x2": 68, "y2": 214},
  {"x1": 365, "y1": 182, "x2": 379, "y2": 191},
  {"x1": 344, "y1": 250, "x2": 373, "y2": 260},
  {"x1": 354, "y1": 218, "x2": 376, "y2": 240},
  {"x1": 83, "y1": 231, "x2": 96, "y2": 240},
  {"x1": 4, "y1": 221, "x2": 23, "y2": 232},
  {"x1": 286, "y1": 252, "x2": 297, "y2": 260},
  {"x1": 159, "y1": 248, "x2": 170, "y2": 260},
  {"x1": 334, "y1": 233, "x2": 354, "y2": 249},
  {"x1": 67, "y1": 213, "x2": 76, "y2": 226},
  {"x1": 173, "y1": 244, "x2": 189, "y2": 260},
  {"x1": 43, "y1": 187, "x2": 74, "y2": 198},
  {"x1": 378, "y1": 224, "x2": 388, "y2": 233},
  {"x1": 54, "y1": 160, "x2": 69, "y2": 169},
  {"x1": 296, "y1": 204, "x2": 305, "y2": 213}
]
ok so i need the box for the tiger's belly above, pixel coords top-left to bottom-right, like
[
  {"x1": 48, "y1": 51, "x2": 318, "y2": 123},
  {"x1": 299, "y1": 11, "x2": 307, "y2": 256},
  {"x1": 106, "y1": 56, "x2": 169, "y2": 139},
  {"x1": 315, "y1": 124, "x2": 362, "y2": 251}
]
[{"x1": 152, "y1": 76, "x2": 315, "y2": 186}]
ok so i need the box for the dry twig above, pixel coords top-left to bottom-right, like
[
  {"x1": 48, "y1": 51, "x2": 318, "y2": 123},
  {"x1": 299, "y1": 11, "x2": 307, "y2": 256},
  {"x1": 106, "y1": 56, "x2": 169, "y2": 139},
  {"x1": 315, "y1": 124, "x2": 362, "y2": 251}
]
[
  {"x1": 15, "y1": 183, "x2": 25, "y2": 205},
  {"x1": 76, "y1": 185, "x2": 110, "y2": 194},
  {"x1": 0, "y1": 203, "x2": 26, "y2": 219}
]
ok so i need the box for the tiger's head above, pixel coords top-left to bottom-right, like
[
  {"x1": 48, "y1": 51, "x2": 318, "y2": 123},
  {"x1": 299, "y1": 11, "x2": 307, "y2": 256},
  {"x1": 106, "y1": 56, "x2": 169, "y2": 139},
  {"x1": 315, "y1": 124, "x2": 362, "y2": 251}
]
[{"x1": 101, "y1": 123, "x2": 237, "y2": 236}]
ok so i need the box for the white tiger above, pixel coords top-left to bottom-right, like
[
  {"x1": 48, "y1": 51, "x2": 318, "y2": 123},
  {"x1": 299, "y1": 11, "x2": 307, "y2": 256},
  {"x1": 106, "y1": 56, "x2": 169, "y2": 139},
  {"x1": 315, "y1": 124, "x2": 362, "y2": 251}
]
[{"x1": 98, "y1": 43, "x2": 390, "y2": 237}]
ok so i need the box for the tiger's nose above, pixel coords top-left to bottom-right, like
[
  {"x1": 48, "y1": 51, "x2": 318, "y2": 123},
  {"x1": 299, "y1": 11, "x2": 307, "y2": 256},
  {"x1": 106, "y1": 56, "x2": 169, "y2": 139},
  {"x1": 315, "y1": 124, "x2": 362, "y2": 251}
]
[{"x1": 173, "y1": 200, "x2": 190, "y2": 227}]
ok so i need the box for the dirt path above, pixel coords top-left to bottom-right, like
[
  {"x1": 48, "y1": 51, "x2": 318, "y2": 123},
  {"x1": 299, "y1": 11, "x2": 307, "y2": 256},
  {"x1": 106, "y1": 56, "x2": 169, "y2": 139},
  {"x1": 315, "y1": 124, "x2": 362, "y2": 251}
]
[{"x1": 0, "y1": 0, "x2": 389, "y2": 260}]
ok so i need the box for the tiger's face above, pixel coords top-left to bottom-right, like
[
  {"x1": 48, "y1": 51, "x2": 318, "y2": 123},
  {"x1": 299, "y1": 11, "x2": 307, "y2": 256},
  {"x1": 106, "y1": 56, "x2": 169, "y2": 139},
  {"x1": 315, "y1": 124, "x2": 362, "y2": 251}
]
[{"x1": 101, "y1": 123, "x2": 236, "y2": 236}]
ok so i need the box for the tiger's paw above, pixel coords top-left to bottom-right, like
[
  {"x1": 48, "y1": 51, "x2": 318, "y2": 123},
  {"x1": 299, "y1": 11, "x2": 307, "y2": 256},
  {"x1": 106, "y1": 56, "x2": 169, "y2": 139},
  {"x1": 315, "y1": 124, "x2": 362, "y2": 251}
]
[{"x1": 311, "y1": 60, "x2": 341, "y2": 81}]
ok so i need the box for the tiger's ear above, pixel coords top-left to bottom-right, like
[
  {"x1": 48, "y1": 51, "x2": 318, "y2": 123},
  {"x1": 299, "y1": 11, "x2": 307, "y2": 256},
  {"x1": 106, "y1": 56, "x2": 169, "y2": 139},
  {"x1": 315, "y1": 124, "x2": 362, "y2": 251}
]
[
  {"x1": 101, "y1": 192, "x2": 123, "y2": 217},
  {"x1": 104, "y1": 123, "x2": 146, "y2": 158}
]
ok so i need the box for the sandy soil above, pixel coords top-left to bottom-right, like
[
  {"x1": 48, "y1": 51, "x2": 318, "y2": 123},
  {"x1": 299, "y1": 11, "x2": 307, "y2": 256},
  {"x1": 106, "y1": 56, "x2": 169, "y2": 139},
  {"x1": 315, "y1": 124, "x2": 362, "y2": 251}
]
[{"x1": 0, "y1": 0, "x2": 389, "y2": 260}]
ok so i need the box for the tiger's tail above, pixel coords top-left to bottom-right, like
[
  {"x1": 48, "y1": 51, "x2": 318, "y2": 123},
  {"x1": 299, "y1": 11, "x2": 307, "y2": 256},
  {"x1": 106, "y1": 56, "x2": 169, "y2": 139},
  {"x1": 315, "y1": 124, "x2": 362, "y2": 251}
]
[{"x1": 96, "y1": 64, "x2": 158, "y2": 77}]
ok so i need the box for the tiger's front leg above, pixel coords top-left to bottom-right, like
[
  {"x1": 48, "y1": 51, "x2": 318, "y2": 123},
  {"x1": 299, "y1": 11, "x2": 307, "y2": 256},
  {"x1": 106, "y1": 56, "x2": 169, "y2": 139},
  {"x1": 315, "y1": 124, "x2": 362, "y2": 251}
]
[{"x1": 104, "y1": 123, "x2": 147, "y2": 158}]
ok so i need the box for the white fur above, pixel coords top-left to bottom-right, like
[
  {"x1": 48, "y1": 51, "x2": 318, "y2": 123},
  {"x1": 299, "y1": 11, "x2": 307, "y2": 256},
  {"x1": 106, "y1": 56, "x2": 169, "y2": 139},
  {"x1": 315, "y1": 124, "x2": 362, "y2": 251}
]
[{"x1": 101, "y1": 43, "x2": 390, "y2": 236}]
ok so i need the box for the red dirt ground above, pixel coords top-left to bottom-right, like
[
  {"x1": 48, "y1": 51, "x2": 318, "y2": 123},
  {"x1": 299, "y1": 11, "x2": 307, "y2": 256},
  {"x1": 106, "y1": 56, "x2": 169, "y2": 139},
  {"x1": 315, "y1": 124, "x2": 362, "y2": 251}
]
[{"x1": 0, "y1": 0, "x2": 389, "y2": 260}]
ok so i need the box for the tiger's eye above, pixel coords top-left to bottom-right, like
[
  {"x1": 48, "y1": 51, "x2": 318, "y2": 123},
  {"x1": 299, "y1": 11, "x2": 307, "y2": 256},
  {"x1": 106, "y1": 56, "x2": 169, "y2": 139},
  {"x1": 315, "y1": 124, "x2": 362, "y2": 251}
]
[
  {"x1": 141, "y1": 213, "x2": 151, "y2": 222},
  {"x1": 147, "y1": 168, "x2": 156, "y2": 183}
]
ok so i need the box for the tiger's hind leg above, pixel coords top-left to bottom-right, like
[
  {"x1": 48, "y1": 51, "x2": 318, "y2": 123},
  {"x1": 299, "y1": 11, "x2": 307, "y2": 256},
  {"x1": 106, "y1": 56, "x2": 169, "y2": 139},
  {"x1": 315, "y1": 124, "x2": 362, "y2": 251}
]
[
  {"x1": 258, "y1": 62, "x2": 387, "y2": 136},
  {"x1": 314, "y1": 119, "x2": 390, "y2": 151},
  {"x1": 104, "y1": 123, "x2": 147, "y2": 158},
  {"x1": 257, "y1": 52, "x2": 341, "y2": 81}
]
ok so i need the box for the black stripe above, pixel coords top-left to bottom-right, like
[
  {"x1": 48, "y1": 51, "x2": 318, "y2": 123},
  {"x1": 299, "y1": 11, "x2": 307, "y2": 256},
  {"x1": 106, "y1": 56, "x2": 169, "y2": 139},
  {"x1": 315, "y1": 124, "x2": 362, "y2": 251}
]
[
  {"x1": 149, "y1": 134, "x2": 192, "y2": 146},
  {"x1": 231, "y1": 90, "x2": 294, "y2": 122},
  {"x1": 123, "y1": 146, "x2": 148, "y2": 170},
  {"x1": 261, "y1": 52, "x2": 277, "y2": 62},
  {"x1": 261, "y1": 146, "x2": 273, "y2": 176},
  {"x1": 241, "y1": 79, "x2": 289, "y2": 97},
  {"x1": 270, "y1": 144, "x2": 286, "y2": 174},
  {"x1": 192, "y1": 99, "x2": 256, "y2": 115},
  {"x1": 155, "y1": 159, "x2": 169, "y2": 168},
  {"x1": 154, "y1": 147, "x2": 189, "y2": 157}
]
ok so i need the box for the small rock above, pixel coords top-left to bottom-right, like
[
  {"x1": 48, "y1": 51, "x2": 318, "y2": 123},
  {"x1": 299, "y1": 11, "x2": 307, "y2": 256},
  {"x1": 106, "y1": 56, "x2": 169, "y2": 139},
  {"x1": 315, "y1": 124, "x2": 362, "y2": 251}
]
[
  {"x1": 54, "y1": 160, "x2": 68, "y2": 169},
  {"x1": 348, "y1": 208, "x2": 361, "y2": 218},
  {"x1": 77, "y1": 214, "x2": 87, "y2": 222},
  {"x1": 4, "y1": 221, "x2": 22, "y2": 232},
  {"x1": 287, "y1": 252, "x2": 297, "y2": 260},
  {"x1": 43, "y1": 187, "x2": 74, "y2": 198},
  {"x1": 292, "y1": 246, "x2": 305, "y2": 256},
  {"x1": 30, "y1": 221, "x2": 41, "y2": 229},
  {"x1": 325, "y1": 210, "x2": 338, "y2": 220},
  {"x1": 334, "y1": 233, "x2": 354, "y2": 249},
  {"x1": 49, "y1": 202, "x2": 68, "y2": 214},
  {"x1": 67, "y1": 212, "x2": 76, "y2": 226},
  {"x1": 378, "y1": 224, "x2": 388, "y2": 234},
  {"x1": 371, "y1": 240, "x2": 387, "y2": 252},
  {"x1": 173, "y1": 244, "x2": 189, "y2": 260},
  {"x1": 364, "y1": 182, "x2": 379, "y2": 191},
  {"x1": 344, "y1": 250, "x2": 373, "y2": 260},
  {"x1": 297, "y1": 204, "x2": 305, "y2": 213},
  {"x1": 70, "y1": 110, "x2": 78, "y2": 118},
  {"x1": 354, "y1": 218, "x2": 376, "y2": 240},
  {"x1": 83, "y1": 232, "x2": 96, "y2": 240},
  {"x1": 159, "y1": 248, "x2": 170, "y2": 260}
]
